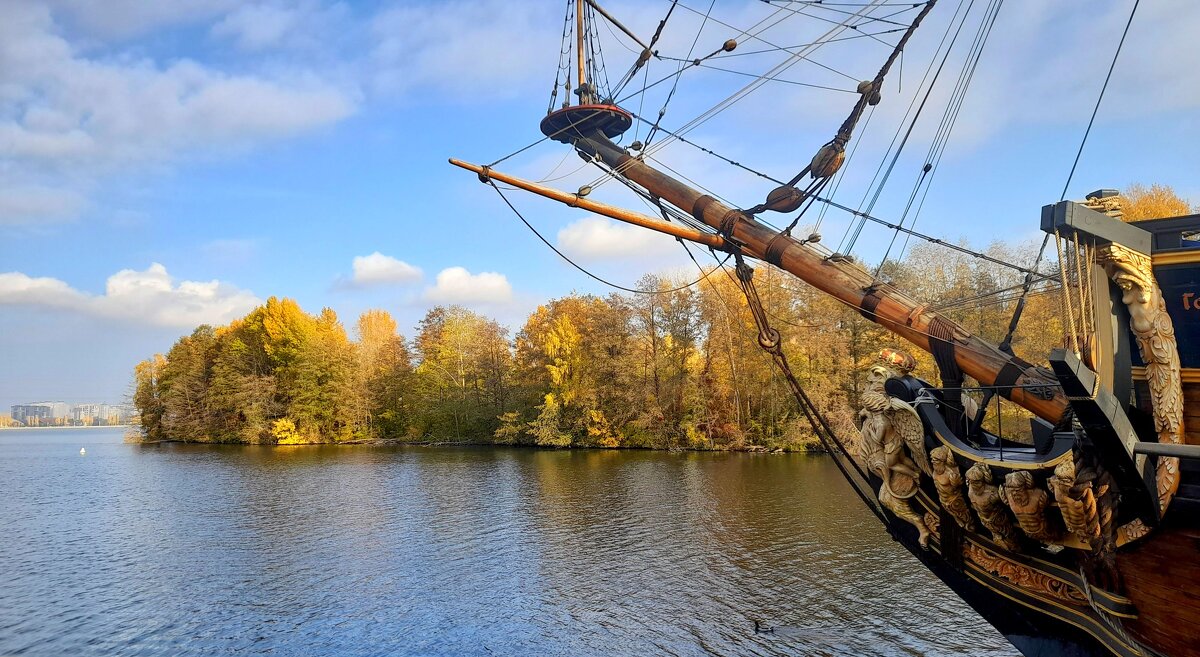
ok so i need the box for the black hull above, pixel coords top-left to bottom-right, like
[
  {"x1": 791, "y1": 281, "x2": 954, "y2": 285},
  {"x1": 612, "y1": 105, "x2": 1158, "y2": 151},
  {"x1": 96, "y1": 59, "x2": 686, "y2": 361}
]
[
  {"x1": 877, "y1": 492, "x2": 1161, "y2": 657},
  {"x1": 893, "y1": 522, "x2": 1114, "y2": 657}
]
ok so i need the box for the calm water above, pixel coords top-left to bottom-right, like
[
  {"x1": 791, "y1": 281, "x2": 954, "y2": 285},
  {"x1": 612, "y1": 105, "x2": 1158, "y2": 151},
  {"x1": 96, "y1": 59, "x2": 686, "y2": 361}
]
[{"x1": 0, "y1": 427, "x2": 1017, "y2": 656}]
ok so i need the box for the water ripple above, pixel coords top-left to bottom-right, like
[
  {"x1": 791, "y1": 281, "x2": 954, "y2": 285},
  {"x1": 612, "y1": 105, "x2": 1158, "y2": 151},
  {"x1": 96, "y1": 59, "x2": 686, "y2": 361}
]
[{"x1": 0, "y1": 429, "x2": 1017, "y2": 656}]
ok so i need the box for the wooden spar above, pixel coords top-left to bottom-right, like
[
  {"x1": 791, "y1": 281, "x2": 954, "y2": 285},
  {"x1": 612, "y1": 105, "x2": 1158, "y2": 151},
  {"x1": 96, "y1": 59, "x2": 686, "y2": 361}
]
[
  {"x1": 584, "y1": 0, "x2": 650, "y2": 51},
  {"x1": 568, "y1": 133, "x2": 1070, "y2": 422},
  {"x1": 449, "y1": 159, "x2": 729, "y2": 250},
  {"x1": 576, "y1": 0, "x2": 588, "y2": 103}
]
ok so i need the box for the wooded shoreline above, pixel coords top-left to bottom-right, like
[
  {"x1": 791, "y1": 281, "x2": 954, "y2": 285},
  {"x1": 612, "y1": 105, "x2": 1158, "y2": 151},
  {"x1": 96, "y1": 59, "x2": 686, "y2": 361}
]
[
  {"x1": 131, "y1": 239, "x2": 1065, "y2": 452},
  {"x1": 129, "y1": 435, "x2": 816, "y2": 453}
]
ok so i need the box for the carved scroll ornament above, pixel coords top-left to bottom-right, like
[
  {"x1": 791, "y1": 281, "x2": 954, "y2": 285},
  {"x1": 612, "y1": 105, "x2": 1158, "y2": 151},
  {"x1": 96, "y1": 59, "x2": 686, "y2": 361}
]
[
  {"x1": 927, "y1": 509, "x2": 1090, "y2": 606},
  {"x1": 1097, "y1": 243, "x2": 1184, "y2": 513},
  {"x1": 963, "y1": 543, "x2": 1090, "y2": 606}
]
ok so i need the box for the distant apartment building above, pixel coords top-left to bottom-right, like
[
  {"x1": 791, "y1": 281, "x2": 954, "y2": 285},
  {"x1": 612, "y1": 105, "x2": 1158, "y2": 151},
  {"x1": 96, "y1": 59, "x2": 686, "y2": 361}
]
[
  {"x1": 72, "y1": 404, "x2": 104, "y2": 422},
  {"x1": 9, "y1": 401, "x2": 133, "y2": 426},
  {"x1": 10, "y1": 402, "x2": 70, "y2": 426},
  {"x1": 94, "y1": 404, "x2": 134, "y2": 424}
]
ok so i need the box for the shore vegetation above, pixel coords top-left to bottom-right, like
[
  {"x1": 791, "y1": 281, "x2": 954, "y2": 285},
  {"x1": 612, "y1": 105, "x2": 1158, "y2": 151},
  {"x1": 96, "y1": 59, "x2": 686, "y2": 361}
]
[{"x1": 132, "y1": 239, "x2": 1069, "y2": 449}]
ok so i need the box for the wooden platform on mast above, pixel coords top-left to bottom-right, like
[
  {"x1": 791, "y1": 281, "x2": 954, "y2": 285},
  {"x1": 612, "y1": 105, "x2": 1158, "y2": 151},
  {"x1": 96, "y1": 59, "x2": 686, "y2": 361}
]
[{"x1": 540, "y1": 104, "x2": 632, "y2": 143}]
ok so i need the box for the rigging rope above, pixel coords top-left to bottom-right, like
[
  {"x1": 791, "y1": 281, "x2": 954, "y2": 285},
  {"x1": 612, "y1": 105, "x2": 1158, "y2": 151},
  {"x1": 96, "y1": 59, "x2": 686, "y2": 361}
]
[
  {"x1": 996, "y1": 0, "x2": 1141, "y2": 360},
  {"x1": 548, "y1": 0, "x2": 576, "y2": 113},
  {"x1": 587, "y1": 1, "x2": 889, "y2": 198},
  {"x1": 489, "y1": 179, "x2": 730, "y2": 295},
  {"x1": 612, "y1": 0, "x2": 676, "y2": 98},
  {"x1": 839, "y1": 0, "x2": 976, "y2": 254},
  {"x1": 729, "y1": 252, "x2": 887, "y2": 521},
  {"x1": 874, "y1": 0, "x2": 1003, "y2": 270},
  {"x1": 644, "y1": 0, "x2": 719, "y2": 149},
  {"x1": 1060, "y1": 0, "x2": 1140, "y2": 202},
  {"x1": 685, "y1": 27, "x2": 905, "y2": 60},
  {"x1": 777, "y1": 0, "x2": 938, "y2": 190}
]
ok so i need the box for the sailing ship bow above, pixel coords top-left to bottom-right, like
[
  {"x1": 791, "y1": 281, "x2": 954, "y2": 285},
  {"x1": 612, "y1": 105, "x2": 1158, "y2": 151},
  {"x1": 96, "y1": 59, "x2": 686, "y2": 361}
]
[
  {"x1": 450, "y1": 0, "x2": 1069, "y2": 425},
  {"x1": 451, "y1": 3, "x2": 1200, "y2": 656}
]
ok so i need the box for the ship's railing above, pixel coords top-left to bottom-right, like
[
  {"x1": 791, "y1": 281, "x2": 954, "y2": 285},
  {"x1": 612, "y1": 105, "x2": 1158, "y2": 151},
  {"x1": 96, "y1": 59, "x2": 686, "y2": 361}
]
[
  {"x1": 1129, "y1": 213, "x2": 1200, "y2": 252},
  {"x1": 915, "y1": 384, "x2": 1064, "y2": 456}
]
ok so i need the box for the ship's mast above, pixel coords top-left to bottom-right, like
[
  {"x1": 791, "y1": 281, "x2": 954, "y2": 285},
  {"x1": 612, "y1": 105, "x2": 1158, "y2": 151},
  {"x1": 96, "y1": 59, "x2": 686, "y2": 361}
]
[
  {"x1": 479, "y1": 0, "x2": 1070, "y2": 423},
  {"x1": 576, "y1": 0, "x2": 589, "y2": 104}
]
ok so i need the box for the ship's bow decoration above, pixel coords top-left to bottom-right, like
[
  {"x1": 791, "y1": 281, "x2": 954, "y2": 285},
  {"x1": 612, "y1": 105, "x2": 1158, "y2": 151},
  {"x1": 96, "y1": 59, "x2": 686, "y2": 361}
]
[
  {"x1": 1000, "y1": 471, "x2": 1060, "y2": 544},
  {"x1": 965, "y1": 463, "x2": 1022, "y2": 551},
  {"x1": 1049, "y1": 458, "x2": 1102, "y2": 546},
  {"x1": 856, "y1": 353, "x2": 932, "y2": 547},
  {"x1": 1097, "y1": 242, "x2": 1184, "y2": 512},
  {"x1": 930, "y1": 445, "x2": 975, "y2": 531}
]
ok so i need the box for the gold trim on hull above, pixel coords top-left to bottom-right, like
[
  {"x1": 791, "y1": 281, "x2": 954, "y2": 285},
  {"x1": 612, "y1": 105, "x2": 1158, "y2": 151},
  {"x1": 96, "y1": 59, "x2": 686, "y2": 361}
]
[
  {"x1": 1152, "y1": 250, "x2": 1200, "y2": 266},
  {"x1": 1132, "y1": 365, "x2": 1200, "y2": 384}
]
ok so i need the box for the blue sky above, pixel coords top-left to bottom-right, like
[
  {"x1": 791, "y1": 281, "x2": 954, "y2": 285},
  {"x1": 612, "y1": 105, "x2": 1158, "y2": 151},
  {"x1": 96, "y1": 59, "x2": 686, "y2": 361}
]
[{"x1": 1, "y1": 0, "x2": 1197, "y2": 410}]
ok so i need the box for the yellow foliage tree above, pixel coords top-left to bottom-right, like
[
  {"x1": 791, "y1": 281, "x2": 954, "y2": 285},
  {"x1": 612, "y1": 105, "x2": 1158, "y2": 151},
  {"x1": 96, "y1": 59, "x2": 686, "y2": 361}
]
[
  {"x1": 271, "y1": 418, "x2": 305, "y2": 444},
  {"x1": 1122, "y1": 183, "x2": 1194, "y2": 221}
]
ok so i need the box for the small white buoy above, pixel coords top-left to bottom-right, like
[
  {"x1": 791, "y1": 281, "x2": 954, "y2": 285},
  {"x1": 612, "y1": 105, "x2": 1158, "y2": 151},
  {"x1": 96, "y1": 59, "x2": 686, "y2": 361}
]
[{"x1": 80, "y1": 447, "x2": 86, "y2": 456}]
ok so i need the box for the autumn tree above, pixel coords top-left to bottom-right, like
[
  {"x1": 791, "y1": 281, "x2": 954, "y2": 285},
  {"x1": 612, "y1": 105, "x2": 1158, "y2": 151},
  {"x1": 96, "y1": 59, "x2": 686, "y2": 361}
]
[
  {"x1": 158, "y1": 325, "x2": 217, "y2": 442},
  {"x1": 132, "y1": 354, "x2": 167, "y2": 441},
  {"x1": 1122, "y1": 183, "x2": 1194, "y2": 221},
  {"x1": 356, "y1": 309, "x2": 414, "y2": 439},
  {"x1": 412, "y1": 305, "x2": 513, "y2": 440}
]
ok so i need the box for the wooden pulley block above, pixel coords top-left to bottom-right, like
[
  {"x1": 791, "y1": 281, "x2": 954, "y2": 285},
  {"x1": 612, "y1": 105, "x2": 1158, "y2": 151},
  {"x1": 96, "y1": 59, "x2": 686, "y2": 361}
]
[
  {"x1": 763, "y1": 185, "x2": 807, "y2": 213},
  {"x1": 857, "y1": 80, "x2": 882, "y2": 106},
  {"x1": 810, "y1": 143, "x2": 845, "y2": 179}
]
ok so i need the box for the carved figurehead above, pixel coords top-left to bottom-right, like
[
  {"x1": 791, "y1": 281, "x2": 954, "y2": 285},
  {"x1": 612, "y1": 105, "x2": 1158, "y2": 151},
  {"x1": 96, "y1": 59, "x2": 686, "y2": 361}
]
[
  {"x1": 930, "y1": 445, "x2": 975, "y2": 531},
  {"x1": 1049, "y1": 458, "x2": 1101, "y2": 545},
  {"x1": 1097, "y1": 242, "x2": 1184, "y2": 513},
  {"x1": 965, "y1": 463, "x2": 1021, "y2": 551},
  {"x1": 857, "y1": 350, "x2": 931, "y2": 548},
  {"x1": 1000, "y1": 471, "x2": 1058, "y2": 544}
]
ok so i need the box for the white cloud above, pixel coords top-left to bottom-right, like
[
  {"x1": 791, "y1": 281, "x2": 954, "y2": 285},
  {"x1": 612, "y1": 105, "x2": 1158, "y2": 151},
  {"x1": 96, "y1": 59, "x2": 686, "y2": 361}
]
[
  {"x1": 351, "y1": 252, "x2": 423, "y2": 286},
  {"x1": 212, "y1": 4, "x2": 300, "y2": 50},
  {"x1": 210, "y1": 1, "x2": 349, "y2": 52},
  {"x1": 423, "y1": 267, "x2": 512, "y2": 305},
  {"x1": 0, "y1": 1, "x2": 356, "y2": 226},
  {"x1": 0, "y1": 272, "x2": 86, "y2": 308},
  {"x1": 557, "y1": 215, "x2": 682, "y2": 263},
  {"x1": 0, "y1": 264, "x2": 260, "y2": 327},
  {"x1": 0, "y1": 185, "x2": 87, "y2": 226},
  {"x1": 369, "y1": 0, "x2": 559, "y2": 99},
  {"x1": 45, "y1": 0, "x2": 240, "y2": 40}
]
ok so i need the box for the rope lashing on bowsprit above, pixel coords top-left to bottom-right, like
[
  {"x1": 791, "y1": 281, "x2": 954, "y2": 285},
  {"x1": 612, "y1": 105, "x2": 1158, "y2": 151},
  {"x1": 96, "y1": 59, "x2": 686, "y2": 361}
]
[
  {"x1": 730, "y1": 252, "x2": 887, "y2": 523},
  {"x1": 746, "y1": 0, "x2": 938, "y2": 220}
]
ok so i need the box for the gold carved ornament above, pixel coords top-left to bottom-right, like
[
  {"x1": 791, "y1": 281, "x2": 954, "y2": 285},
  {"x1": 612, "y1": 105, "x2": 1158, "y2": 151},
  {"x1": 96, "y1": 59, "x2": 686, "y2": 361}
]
[
  {"x1": 1049, "y1": 458, "x2": 1102, "y2": 545},
  {"x1": 924, "y1": 511, "x2": 1090, "y2": 606},
  {"x1": 962, "y1": 542, "x2": 1090, "y2": 606},
  {"x1": 1097, "y1": 243, "x2": 1184, "y2": 513},
  {"x1": 856, "y1": 353, "x2": 932, "y2": 547},
  {"x1": 930, "y1": 445, "x2": 975, "y2": 532},
  {"x1": 1000, "y1": 471, "x2": 1060, "y2": 544},
  {"x1": 965, "y1": 463, "x2": 1022, "y2": 552}
]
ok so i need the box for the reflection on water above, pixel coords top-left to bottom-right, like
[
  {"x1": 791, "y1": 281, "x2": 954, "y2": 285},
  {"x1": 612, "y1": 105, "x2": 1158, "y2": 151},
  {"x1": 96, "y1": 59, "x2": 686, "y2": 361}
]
[{"x1": 0, "y1": 428, "x2": 1017, "y2": 656}]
